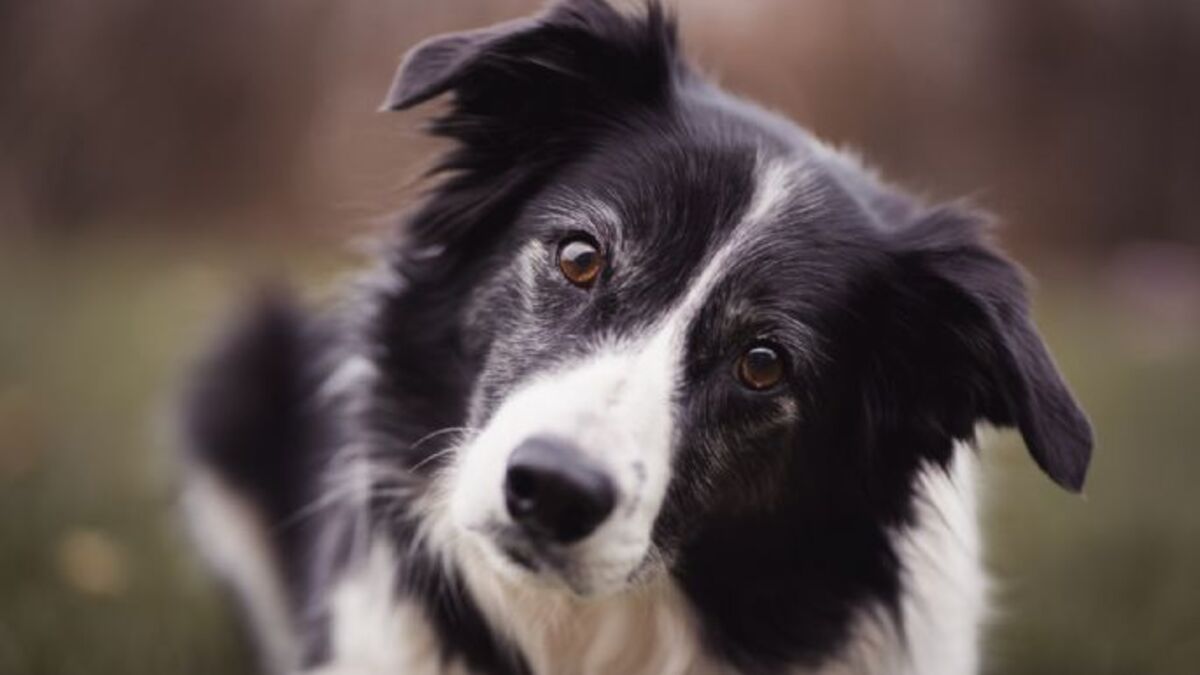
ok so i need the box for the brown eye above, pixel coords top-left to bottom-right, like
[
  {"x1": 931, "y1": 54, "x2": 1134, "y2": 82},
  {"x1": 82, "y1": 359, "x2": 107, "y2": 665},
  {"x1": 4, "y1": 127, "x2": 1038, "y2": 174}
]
[
  {"x1": 558, "y1": 237, "x2": 604, "y2": 288},
  {"x1": 736, "y1": 344, "x2": 784, "y2": 391}
]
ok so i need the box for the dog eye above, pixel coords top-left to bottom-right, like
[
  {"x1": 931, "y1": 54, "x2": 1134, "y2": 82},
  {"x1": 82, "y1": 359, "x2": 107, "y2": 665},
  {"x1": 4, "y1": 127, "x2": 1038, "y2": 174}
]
[
  {"x1": 736, "y1": 344, "x2": 784, "y2": 391},
  {"x1": 558, "y1": 236, "x2": 604, "y2": 288}
]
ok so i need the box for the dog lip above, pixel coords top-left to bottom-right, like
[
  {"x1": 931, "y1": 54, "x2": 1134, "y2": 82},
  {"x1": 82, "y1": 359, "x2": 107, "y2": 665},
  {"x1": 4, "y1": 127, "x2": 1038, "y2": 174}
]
[
  {"x1": 499, "y1": 540, "x2": 540, "y2": 571},
  {"x1": 485, "y1": 525, "x2": 573, "y2": 577},
  {"x1": 477, "y1": 523, "x2": 632, "y2": 597}
]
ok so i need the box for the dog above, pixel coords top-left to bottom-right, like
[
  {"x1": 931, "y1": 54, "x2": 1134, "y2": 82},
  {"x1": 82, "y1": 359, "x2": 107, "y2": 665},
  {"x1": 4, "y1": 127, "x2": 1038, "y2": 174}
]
[{"x1": 178, "y1": 1, "x2": 1093, "y2": 673}]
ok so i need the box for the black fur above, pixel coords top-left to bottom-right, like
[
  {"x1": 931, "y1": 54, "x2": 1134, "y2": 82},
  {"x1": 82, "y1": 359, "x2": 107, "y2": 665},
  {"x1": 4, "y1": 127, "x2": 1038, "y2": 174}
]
[
  {"x1": 181, "y1": 1, "x2": 1092, "y2": 672},
  {"x1": 181, "y1": 289, "x2": 330, "y2": 606}
]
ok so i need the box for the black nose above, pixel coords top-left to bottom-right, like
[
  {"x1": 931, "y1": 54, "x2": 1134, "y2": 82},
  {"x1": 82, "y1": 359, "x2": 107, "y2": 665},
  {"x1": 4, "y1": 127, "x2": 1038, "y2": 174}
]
[{"x1": 504, "y1": 437, "x2": 616, "y2": 544}]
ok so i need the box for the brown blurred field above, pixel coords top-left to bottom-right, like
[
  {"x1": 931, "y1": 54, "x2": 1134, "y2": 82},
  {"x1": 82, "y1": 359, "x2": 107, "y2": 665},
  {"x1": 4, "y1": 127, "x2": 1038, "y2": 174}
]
[{"x1": 1, "y1": 1, "x2": 1198, "y2": 673}]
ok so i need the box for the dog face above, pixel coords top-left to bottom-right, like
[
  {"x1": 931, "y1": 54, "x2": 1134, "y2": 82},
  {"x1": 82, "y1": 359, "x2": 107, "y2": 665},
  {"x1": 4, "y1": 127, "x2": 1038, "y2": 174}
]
[
  {"x1": 379, "y1": 0, "x2": 1092, "y2": 600},
  {"x1": 450, "y1": 139, "x2": 825, "y2": 593}
]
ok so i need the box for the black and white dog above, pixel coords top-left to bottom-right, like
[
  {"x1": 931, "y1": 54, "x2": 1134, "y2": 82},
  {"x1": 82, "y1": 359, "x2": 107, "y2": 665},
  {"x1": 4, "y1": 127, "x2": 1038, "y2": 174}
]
[{"x1": 180, "y1": 1, "x2": 1093, "y2": 673}]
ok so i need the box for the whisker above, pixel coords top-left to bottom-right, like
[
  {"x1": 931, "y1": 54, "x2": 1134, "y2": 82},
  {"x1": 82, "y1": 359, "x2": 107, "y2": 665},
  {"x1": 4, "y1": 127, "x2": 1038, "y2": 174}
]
[
  {"x1": 409, "y1": 426, "x2": 477, "y2": 453},
  {"x1": 408, "y1": 444, "x2": 461, "y2": 473},
  {"x1": 277, "y1": 478, "x2": 361, "y2": 530}
]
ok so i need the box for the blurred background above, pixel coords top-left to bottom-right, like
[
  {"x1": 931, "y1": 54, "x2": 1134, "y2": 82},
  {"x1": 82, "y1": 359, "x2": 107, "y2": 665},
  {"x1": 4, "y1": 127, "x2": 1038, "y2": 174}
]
[{"x1": 1, "y1": 0, "x2": 1197, "y2": 673}]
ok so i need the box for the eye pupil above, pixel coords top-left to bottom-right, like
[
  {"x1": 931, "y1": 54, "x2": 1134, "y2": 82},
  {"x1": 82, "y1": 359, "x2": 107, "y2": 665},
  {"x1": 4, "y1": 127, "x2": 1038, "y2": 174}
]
[
  {"x1": 558, "y1": 238, "x2": 603, "y2": 287},
  {"x1": 737, "y1": 345, "x2": 784, "y2": 391}
]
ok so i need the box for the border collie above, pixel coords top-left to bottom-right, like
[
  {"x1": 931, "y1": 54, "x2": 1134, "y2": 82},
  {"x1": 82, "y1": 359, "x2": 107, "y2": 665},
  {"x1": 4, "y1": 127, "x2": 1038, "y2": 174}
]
[{"x1": 179, "y1": 1, "x2": 1093, "y2": 673}]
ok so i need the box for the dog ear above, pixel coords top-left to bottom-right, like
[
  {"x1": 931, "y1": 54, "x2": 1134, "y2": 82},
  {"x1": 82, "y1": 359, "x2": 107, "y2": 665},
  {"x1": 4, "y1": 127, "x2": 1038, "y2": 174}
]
[
  {"x1": 378, "y1": 0, "x2": 679, "y2": 274},
  {"x1": 879, "y1": 208, "x2": 1094, "y2": 492},
  {"x1": 382, "y1": 16, "x2": 542, "y2": 111},
  {"x1": 383, "y1": 0, "x2": 677, "y2": 114}
]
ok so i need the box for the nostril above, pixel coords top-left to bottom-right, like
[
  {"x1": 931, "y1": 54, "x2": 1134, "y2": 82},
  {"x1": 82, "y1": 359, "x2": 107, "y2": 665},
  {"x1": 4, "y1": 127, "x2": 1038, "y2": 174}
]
[
  {"x1": 504, "y1": 466, "x2": 539, "y2": 515},
  {"x1": 503, "y1": 437, "x2": 616, "y2": 544}
]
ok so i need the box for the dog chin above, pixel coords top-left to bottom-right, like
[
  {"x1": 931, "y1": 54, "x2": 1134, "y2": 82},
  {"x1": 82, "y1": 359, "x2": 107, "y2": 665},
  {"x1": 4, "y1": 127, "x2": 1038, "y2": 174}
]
[{"x1": 461, "y1": 525, "x2": 650, "y2": 598}]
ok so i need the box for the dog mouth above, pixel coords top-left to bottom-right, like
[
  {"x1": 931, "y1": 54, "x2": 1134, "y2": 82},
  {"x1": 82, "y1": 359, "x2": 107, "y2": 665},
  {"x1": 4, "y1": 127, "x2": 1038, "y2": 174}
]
[
  {"x1": 485, "y1": 524, "x2": 565, "y2": 575},
  {"x1": 466, "y1": 521, "x2": 660, "y2": 598},
  {"x1": 469, "y1": 522, "x2": 604, "y2": 594},
  {"x1": 497, "y1": 536, "x2": 543, "y2": 572}
]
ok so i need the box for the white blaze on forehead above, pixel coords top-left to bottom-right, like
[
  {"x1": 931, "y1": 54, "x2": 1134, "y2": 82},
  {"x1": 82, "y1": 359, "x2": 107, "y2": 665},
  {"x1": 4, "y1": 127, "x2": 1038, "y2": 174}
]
[
  {"x1": 669, "y1": 156, "x2": 797, "y2": 327},
  {"x1": 744, "y1": 157, "x2": 799, "y2": 229},
  {"x1": 445, "y1": 155, "x2": 799, "y2": 594}
]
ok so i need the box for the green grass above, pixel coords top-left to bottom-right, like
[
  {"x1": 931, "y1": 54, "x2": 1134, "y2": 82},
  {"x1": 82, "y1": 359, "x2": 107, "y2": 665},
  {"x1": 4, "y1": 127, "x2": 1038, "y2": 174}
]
[
  {"x1": 982, "y1": 286, "x2": 1200, "y2": 674},
  {"x1": 0, "y1": 234, "x2": 349, "y2": 674},
  {"x1": 0, "y1": 235, "x2": 1196, "y2": 674}
]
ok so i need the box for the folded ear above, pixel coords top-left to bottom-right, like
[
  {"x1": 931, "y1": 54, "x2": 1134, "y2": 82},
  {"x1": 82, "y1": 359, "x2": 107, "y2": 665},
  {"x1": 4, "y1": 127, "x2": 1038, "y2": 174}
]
[
  {"x1": 887, "y1": 208, "x2": 1094, "y2": 492},
  {"x1": 383, "y1": 16, "x2": 541, "y2": 111},
  {"x1": 382, "y1": 0, "x2": 677, "y2": 113},
  {"x1": 378, "y1": 0, "x2": 679, "y2": 274}
]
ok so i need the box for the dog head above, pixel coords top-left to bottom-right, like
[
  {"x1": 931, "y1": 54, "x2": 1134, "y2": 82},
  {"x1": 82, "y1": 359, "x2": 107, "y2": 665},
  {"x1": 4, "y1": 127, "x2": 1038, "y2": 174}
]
[{"x1": 378, "y1": 0, "x2": 1092, "y2": 598}]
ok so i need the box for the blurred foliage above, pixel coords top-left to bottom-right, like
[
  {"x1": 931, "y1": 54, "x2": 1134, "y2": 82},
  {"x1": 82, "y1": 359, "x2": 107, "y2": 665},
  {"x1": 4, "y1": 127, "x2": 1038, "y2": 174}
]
[
  {"x1": 0, "y1": 236, "x2": 351, "y2": 674},
  {"x1": 2, "y1": 0, "x2": 1198, "y2": 255},
  {"x1": 982, "y1": 286, "x2": 1200, "y2": 674}
]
